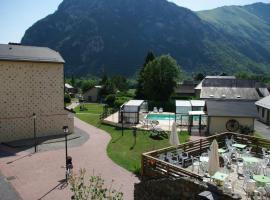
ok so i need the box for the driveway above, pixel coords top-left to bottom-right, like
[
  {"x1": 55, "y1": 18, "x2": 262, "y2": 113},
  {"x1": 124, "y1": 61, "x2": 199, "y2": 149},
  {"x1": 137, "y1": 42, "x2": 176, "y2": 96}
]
[
  {"x1": 255, "y1": 120, "x2": 270, "y2": 139},
  {"x1": 0, "y1": 117, "x2": 139, "y2": 200}
]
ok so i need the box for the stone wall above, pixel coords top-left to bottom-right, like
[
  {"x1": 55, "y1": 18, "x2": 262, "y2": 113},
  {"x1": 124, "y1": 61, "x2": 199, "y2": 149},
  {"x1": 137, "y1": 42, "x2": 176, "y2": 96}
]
[
  {"x1": 0, "y1": 60, "x2": 74, "y2": 142},
  {"x1": 135, "y1": 177, "x2": 241, "y2": 200}
]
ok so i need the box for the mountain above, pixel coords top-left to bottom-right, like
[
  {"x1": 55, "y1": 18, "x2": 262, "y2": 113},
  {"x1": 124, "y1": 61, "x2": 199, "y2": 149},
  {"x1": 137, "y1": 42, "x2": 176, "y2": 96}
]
[{"x1": 21, "y1": 0, "x2": 270, "y2": 76}]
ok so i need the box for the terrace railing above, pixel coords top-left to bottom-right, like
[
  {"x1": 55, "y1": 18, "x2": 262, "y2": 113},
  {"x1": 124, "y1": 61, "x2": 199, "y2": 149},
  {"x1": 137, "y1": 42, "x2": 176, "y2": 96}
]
[{"x1": 142, "y1": 132, "x2": 270, "y2": 180}]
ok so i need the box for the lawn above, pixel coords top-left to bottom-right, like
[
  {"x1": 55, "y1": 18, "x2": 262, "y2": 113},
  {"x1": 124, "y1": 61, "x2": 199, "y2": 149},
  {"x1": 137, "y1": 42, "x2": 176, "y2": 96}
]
[{"x1": 75, "y1": 103, "x2": 190, "y2": 172}]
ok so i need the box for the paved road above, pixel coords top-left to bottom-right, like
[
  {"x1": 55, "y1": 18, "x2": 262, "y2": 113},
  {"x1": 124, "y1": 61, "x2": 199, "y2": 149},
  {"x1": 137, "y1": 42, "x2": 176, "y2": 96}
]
[
  {"x1": 0, "y1": 117, "x2": 139, "y2": 200},
  {"x1": 255, "y1": 120, "x2": 270, "y2": 139}
]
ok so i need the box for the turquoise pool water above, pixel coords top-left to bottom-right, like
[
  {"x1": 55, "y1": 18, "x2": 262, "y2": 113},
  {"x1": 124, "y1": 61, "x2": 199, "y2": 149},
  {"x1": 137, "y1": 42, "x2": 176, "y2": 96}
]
[
  {"x1": 146, "y1": 114, "x2": 175, "y2": 120},
  {"x1": 146, "y1": 114, "x2": 202, "y2": 121}
]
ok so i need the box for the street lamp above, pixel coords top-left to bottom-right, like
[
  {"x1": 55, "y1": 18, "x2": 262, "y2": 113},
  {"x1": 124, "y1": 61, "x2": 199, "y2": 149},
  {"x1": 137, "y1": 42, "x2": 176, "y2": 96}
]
[
  {"x1": 32, "y1": 113, "x2": 37, "y2": 153},
  {"x1": 63, "y1": 126, "x2": 69, "y2": 180}
]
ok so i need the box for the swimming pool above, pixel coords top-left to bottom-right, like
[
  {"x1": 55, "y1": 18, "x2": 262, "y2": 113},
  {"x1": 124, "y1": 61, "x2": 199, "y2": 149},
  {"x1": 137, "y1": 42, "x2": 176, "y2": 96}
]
[
  {"x1": 146, "y1": 114, "x2": 175, "y2": 120},
  {"x1": 146, "y1": 113, "x2": 203, "y2": 121}
]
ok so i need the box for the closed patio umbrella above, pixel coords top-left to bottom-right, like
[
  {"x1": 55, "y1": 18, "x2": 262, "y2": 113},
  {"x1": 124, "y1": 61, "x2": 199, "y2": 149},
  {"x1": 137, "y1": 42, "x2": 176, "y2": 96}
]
[
  {"x1": 169, "y1": 122, "x2": 179, "y2": 147},
  {"x1": 208, "y1": 139, "x2": 220, "y2": 176}
]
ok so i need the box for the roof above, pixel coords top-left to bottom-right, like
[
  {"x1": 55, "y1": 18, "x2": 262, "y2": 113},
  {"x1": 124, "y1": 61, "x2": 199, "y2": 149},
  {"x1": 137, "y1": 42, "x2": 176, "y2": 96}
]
[
  {"x1": 0, "y1": 44, "x2": 64, "y2": 63},
  {"x1": 195, "y1": 81, "x2": 203, "y2": 90},
  {"x1": 95, "y1": 85, "x2": 102, "y2": 88},
  {"x1": 174, "y1": 85, "x2": 195, "y2": 94},
  {"x1": 176, "y1": 100, "x2": 191, "y2": 107},
  {"x1": 188, "y1": 111, "x2": 206, "y2": 115},
  {"x1": 200, "y1": 87, "x2": 261, "y2": 100},
  {"x1": 202, "y1": 79, "x2": 262, "y2": 88},
  {"x1": 205, "y1": 76, "x2": 236, "y2": 79},
  {"x1": 255, "y1": 95, "x2": 270, "y2": 109},
  {"x1": 65, "y1": 83, "x2": 74, "y2": 89},
  {"x1": 206, "y1": 100, "x2": 258, "y2": 118},
  {"x1": 190, "y1": 100, "x2": 205, "y2": 107},
  {"x1": 124, "y1": 100, "x2": 144, "y2": 107}
]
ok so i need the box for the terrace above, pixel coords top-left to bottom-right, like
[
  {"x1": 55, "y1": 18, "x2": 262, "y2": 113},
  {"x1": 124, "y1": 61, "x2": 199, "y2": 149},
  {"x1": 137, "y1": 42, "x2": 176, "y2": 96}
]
[{"x1": 142, "y1": 132, "x2": 270, "y2": 199}]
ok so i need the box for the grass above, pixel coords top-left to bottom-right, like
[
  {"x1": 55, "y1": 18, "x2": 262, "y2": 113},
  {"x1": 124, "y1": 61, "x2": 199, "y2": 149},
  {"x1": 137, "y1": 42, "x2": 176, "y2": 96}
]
[
  {"x1": 254, "y1": 132, "x2": 264, "y2": 138},
  {"x1": 75, "y1": 103, "x2": 190, "y2": 172}
]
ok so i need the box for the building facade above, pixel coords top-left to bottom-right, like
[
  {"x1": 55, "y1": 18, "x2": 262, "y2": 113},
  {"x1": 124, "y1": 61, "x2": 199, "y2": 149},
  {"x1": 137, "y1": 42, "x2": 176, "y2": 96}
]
[
  {"x1": 206, "y1": 100, "x2": 258, "y2": 135},
  {"x1": 0, "y1": 44, "x2": 74, "y2": 142},
  {"x1": 83, "y1": 85, "x2": 102, "y2": 102},
  {"x1": 255, "y1": 95, "x2": 270, "y2": 125}
]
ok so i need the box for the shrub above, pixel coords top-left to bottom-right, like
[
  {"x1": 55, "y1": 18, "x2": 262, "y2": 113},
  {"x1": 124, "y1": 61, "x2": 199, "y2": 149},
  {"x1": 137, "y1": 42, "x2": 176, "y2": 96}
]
[
  {"x1": 239, "y1": 125, "x2": 254, "y2": 135},
  {"x1": 105, "y1": 94, "x2": 116, "y2": 107},
  {"x1": 64, "y1": 93, "x2": 71, "y2": 103},
  {"x1": 69, "y1": 169, "x2": 123, "y2": 200},
  {"x1": 114, "y1": 97, "x2": 132, "y2": 108}
]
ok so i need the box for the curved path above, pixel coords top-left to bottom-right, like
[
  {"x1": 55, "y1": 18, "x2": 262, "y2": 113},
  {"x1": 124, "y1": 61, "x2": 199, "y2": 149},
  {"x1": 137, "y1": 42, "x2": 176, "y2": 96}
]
[{"x1": 0, "y1": 117, "x2": 139, "y2": 200}]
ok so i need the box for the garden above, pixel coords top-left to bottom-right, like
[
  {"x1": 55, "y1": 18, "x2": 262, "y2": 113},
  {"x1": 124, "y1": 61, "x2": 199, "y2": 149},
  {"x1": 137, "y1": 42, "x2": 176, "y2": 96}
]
[{"x1": 74, "y1": 103, "x2": 190, "y2": 173}]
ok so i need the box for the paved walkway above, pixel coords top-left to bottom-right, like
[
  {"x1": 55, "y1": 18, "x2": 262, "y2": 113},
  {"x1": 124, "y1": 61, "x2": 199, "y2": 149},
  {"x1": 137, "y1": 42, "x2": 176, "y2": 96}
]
[
  {"x1": 66, "y1": 101, "x2": 80, "y2": 110},
  {"x1": 255, "y1": 119, "x2": 270, "y2": 139},
  {"x1": 0, "y1": 117, "x2": 139, "y2": 200},
  {"x1": 0, "y1": 172, "x2": 21, "y2": 200}
]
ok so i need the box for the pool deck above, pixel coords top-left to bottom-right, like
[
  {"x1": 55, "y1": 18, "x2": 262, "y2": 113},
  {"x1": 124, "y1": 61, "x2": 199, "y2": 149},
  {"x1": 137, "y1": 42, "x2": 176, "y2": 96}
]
[{"x1": 102, "y1": 112, "x2": 204, "y2": 132}]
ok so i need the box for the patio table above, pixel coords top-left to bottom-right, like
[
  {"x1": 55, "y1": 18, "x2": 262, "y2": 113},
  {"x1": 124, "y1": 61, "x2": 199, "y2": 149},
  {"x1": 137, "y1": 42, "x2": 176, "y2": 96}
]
[
  {"x1": 253, "y1": 175, "x2": 270, "y2": 186},
  {"x1": 200, "y1": 156, "x2": 209, "y2": 162},
  {"x1": 242, "y1": 157, "x2": 259, "y2": 163},
  {"x1": 211, "y1": 172, "x2": 228, "y2": 186},
  {"x1": 232, "y1": 143, "x2": 246, "y2": 149},
  {"x1": 218, "y1": 148, "x2": 227, "y2": 154}
]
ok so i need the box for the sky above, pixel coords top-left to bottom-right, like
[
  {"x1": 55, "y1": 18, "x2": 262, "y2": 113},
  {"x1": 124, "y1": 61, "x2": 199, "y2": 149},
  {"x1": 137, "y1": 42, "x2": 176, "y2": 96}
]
[{"x1": 1, "y1": 0, "x2": 270, "y2": 44}]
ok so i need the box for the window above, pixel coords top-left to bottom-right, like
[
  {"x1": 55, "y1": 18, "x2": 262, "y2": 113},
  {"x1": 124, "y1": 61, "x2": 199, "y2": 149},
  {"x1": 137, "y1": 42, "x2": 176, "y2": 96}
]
[{"x1": 262, "y1": 108, "x2": 265, "y2": 118}]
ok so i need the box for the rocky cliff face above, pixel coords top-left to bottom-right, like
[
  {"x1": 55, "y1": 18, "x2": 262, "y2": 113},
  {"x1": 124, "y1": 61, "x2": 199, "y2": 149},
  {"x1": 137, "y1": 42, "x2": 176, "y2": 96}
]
[{"x1": 22, "y1": 0, "x2": 270, "y2": 76}]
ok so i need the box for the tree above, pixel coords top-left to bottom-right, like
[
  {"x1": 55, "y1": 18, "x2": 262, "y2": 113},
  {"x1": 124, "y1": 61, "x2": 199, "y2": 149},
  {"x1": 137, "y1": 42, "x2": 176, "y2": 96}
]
[
  {"x1": 111, "y1": 75, "x2": 128, "y2": 92},
  {"x1": 142, "y1": 55, "x2": 180, "y2": 101},
  {"x1": 135, "y1": 51, "x2": 155, "y2": 99},
  {"x1": 99, "y1": 79, "x2": 116, "y2": 98},
  {"x1": 99, "y1": 74, "x2": 108, "y2": 85},
  {"x1": 71, "y1": 75, "x2": 76, "y2": 86},
  {"x1": 81, "y1": 80, "x2": 96, "y2": 93},
  {"x1": 194, "y1": 73, "x2": 205, "y2": 81}
]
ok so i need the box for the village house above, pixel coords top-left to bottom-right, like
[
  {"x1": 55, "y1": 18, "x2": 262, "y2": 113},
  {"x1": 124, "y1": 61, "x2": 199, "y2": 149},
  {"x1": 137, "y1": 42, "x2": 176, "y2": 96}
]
[
  {"x1": 65, "y1": 83, "x2": 77, "y2": 98},
  {"x1": 0, "y1": 44, "x2": 74, "y2": 142},
  {"x1": 83, "y1": 85, "x2": 102, "y2": 102},
  {"x1": 255, "y1": 95, "x2": 270, "y2": 125},
  {"x1": 174, "y1": 80, "x2": 199, "y2": 97},
  {"x1": 195, "y1": 76, "x2": 269, "y2": 100},
  {"x1": 206, "y1": 100, "x2": 258, "y2": 134}
]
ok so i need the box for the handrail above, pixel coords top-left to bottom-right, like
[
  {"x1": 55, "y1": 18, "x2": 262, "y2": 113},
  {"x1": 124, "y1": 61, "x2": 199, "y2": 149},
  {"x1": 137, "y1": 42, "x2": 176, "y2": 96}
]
[{"x1": 142, "y1": 132, "x2": 270, "y2": 180}]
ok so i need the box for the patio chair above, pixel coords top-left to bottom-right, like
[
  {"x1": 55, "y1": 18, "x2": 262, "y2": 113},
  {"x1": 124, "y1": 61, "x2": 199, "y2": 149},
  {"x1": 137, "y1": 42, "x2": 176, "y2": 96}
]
[
  {"x1": 264, "y1": 184, "x2": 270, "y2": 199},
  {"x1": 139, "y1": 119, "x2": 151, "y2": 128},
  {"x1": 191, "y1": 155, "x2": 200, "y2": 173},
  {"x1": 255, "y1": 187, "x2": 266, "y2": 200},
  {"x1": 261, "y1": 158, "x2": 269, "y2": 175},
  {"x1": 243, "y1": 179, "x2": 256, "y2": 199},
  {"x1": 177, "y1": 150, "x2": 189, "y2": 168},
  {"x1": 262, "y1": 147, "x2": 270, "y2": 159},
  {"x1": 153, "y1": 107, "x2": 158, "y2": 113},
  {"x1": 158, "y1": 153, "x2": 166, "y2": 161},
  {"x1": 166, "y1": 152, "x2": 179, "y2": 165},
  {"x1": 236, "y1": 158, "x2": 244, "y2": 177},
  {"x1": 223, "y1": 178, "x2": 233, "y2": 194},
  {"x1": 158, "y1": 107, "x2": 163, "y2": 113}
]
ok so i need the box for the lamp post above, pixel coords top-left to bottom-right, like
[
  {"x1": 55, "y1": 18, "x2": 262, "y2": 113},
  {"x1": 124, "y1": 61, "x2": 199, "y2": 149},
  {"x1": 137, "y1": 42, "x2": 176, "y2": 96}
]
[
  {"x1": 33, "y1": 113, "x2": 37, "y2": 153},
  {"x1": 63, "y1": 126, "x2": 69, "y2": 180}
]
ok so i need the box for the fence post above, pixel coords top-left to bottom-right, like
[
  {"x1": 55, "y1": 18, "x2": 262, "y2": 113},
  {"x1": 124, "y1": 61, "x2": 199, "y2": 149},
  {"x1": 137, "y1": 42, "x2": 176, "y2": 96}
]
[{"x1": 200, "y1": 139, "x2": 202, "y2": 155}]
